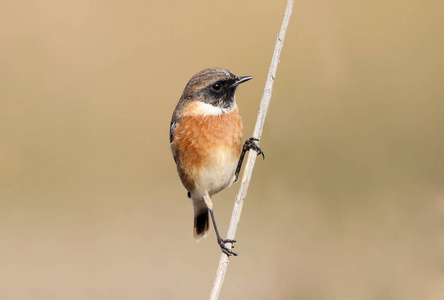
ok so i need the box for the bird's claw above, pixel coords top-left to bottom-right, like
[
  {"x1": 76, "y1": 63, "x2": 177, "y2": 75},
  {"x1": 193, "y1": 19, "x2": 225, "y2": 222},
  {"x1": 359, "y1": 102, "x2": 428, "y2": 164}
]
[
  {"x1": 244, "y1": 137, "x2": 265, "y2": 160},
  {"x1": 218, "y1": 238, "x2": 238, "y2": 256}
]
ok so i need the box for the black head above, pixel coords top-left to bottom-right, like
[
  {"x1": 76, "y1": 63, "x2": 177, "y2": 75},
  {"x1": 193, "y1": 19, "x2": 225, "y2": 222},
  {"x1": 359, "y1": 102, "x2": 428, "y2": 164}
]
[{"x1": 181, "y1": 68, "x2": 253, "y2": 109}]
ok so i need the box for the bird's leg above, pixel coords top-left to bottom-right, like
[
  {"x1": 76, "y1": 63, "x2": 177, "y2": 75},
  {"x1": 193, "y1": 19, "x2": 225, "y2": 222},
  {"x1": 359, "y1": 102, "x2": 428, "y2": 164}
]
[
  {"x1": 203, "y1": 193, "x2": 238, "y2": 256},
  {"x1": 209, "y1": 209, "x2": 237, "y2": 256},
  {"x1": 234, "y1": 137, "x2": 265, "y2": 182}
]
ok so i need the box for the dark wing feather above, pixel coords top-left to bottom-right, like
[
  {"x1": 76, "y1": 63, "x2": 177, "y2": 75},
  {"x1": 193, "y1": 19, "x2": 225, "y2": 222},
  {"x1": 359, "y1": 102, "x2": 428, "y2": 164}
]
[{"x1": 169, "y1": 120, "x2": 178, "y2": 144}]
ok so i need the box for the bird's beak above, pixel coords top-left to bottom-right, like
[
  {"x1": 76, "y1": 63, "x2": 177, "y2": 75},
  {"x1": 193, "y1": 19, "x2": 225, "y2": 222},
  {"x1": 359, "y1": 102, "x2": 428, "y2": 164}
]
[{"x1": 231, "y1": 76, "x2": 253, "y2": 87}]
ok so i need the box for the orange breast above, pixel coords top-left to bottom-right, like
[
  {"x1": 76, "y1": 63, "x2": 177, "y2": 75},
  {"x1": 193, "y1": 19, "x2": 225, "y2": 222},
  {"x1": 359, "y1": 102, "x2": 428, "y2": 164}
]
[{"x1": 172, "y1": 107, "x2": 243, "y2": 193}]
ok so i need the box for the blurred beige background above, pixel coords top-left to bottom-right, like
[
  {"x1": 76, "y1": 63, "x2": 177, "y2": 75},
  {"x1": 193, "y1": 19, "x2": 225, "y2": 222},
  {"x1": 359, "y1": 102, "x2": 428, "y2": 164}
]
[{"x1": 1, "y1": 0, "x2": 443, "y2": 299}]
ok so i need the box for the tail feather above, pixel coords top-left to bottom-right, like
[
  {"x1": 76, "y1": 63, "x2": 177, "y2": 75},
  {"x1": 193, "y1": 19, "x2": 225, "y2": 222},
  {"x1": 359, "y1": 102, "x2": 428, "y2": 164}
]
[{"x1": 193, "y1": 198, "x2": 210, "y2": 241}]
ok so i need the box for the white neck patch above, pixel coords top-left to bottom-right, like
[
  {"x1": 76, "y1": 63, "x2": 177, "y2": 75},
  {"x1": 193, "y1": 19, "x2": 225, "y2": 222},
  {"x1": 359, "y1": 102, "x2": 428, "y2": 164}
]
[{"x1": 198, "y1": 101, "x2": 236, "y2": 116}]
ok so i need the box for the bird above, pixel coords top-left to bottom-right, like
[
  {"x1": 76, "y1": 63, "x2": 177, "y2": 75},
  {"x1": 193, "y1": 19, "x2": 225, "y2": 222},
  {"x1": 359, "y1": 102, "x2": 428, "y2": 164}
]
[{"x1": 169, "y1": 68, "x2": 264, "y2": 256}]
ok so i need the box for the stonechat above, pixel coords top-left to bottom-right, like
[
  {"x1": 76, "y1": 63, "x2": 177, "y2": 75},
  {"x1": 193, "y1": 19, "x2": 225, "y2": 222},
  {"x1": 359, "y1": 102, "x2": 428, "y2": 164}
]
[{"x1": 169, "y1": 68, "x2": 263, "y2": 256}]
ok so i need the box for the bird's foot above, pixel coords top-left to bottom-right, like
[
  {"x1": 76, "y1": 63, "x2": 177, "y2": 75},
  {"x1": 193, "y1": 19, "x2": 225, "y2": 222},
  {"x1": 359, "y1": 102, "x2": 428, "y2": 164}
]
[
  {"x1": 244, "y1": 137, "x2": 265, "y2": 160},
  {"x1": 234, "y1": 137, "x2": 265, "y2": 182},
  {"x1": 217, "y1": 237, "x2": 238, "y2": 256}
]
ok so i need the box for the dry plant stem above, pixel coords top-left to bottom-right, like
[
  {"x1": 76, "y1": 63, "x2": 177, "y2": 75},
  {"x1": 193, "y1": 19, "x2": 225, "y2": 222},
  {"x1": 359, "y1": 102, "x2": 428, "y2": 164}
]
[{"x1": 209, "y1": 0, "x2": 294, "y2": 299}]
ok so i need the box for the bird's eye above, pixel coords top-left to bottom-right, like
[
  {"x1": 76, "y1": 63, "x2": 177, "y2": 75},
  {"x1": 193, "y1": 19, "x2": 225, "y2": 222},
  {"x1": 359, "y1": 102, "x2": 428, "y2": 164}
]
[{"x1": 211, "y1": 83, "x2": 222, "y2": 92}]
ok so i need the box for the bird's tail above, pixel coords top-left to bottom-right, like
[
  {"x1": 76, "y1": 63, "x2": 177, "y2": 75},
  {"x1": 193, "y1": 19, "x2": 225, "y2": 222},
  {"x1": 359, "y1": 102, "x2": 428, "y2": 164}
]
[{"x1": 193, "y1": 198, "x2": 210, "y2": 241}]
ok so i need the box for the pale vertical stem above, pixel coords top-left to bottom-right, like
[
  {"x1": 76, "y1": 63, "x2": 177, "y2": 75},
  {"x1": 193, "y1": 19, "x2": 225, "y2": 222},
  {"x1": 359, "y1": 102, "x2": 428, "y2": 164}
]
[{"x1": 209, "y1": 1, "x2": 295, "y2": 299}]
